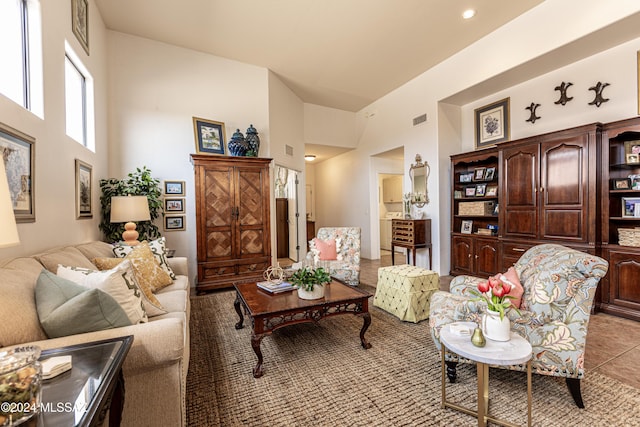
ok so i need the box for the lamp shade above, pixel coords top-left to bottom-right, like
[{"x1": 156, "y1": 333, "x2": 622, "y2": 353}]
[
  {"x1": 0, "y1": 160, "x2": 20, "y2": 248},
  {"x1": 110, "y1": 196, "x2": 151, "y2": 223}
]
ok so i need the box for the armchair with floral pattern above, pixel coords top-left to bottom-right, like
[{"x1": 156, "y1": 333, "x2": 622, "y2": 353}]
[
  {"x1": 309, "y1": 227, "x2": 361, "y2": 286},
  {"x1": 429, "y1": 244, "x2": 608, "y2": 408}
]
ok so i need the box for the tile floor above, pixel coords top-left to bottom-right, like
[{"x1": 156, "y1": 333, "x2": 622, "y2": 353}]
[{"x1": 361, "y1": 252, "x2": 640, "y2": 389}]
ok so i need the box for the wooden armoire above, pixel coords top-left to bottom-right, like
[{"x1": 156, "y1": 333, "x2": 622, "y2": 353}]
[{"x1": 191, "y1": 155, "x2": 272, "y2": 292}]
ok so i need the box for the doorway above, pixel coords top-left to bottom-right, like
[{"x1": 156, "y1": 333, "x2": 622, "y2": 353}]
[{"x1": 275, "y1": 165, "x2": 301, "y2": 266}]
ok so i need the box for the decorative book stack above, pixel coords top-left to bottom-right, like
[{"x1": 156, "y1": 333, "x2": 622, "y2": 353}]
[{"x1": 257, "y1": 281, "x2": 294, "y2": 294}]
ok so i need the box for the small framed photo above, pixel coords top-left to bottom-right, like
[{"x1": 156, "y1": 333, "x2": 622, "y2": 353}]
[
  {"x1": 461, "y1": 220, "x2": 473, "y2": 234},
  {"x1": 193, "y1": 117, "x2": 226, "y2": 155},
  {"x1": 460, "y1": 172, "x2": 474, "y2": 183},
  {"x1": 164, "y1": 198, "x2": 185, "y2": 213},
  {"x1": 624, "y1": 140, "x2": 640, "y2": 156},
  {"x1": 475, "y1": 98, "x2": 510, "y2": 148},
  {"x1": 612, "y1": 178, "x2": 631, "y2": 190},
  {"x1": 164, "y1": 215, "x2": 186, "y2": 231},
  {"x1": 475, "y1": 184, "x2": 487, "y2": 197},
  {"x1": 629, "y1": 174, "x2": 640, "y2": 190},
  {"x1": 486, "y1": 185, "x2": 498, "y2": 197},
  {"x1": 484, "y1": 167, "x2": 496, "y2": 181},
  {"x1": 75, "y1": 159, "x2": 92, "y2": 218},
  {"x1": 493, "y1": 203, "x2": 499, "y2": 215},
  {"x1": 164, "y1": 180, "x2": 185, "y2": 196},
  {"x1": 71, "y1": 0, "x2": 89, "y2": 55},
  {"x1": 622, "y1": 197, "x2": 640, "y2": 217},
  {"x1": 465, "y1": 187, "x2": 476, "y2": 197},
  {"x1": 627, "y1": 153, "x2": 640, "y2": 164},
  {"x1": 473, "y1": 167, "x2": 486, "y2": 181},
  {"x1": 453, "y1": 190, "x2": 463, "y2": 199}
]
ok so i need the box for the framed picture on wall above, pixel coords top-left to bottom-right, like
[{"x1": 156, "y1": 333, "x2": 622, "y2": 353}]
[
  {"x1": 0, "y1": 122, "x2": 35, "y2": 222},
  {"x1": 71, "y1": 0, "x2": 89, "y2": 55},
  {"x1": 164, "y1": 180, "x2": 185, "y2": 196},
  {"x1": 193, "y1": 117, "x2": 226, "y2": 155},
  {"x1": 475, "y1": 98, "x2": 510, "y2": 149},
  {"x1": 75, "y1": 159, "x2": 92, "y2": 218},
  {"x1": 164, "y1": 215, "x2": 186, "y2": 231},
  {"x1": 164, "y1": 198, "x2": 185, "y2": 213}
]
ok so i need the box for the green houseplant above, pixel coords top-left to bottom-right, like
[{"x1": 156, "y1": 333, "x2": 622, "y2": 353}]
[
  {"x1": 99, "y1": 167, "x2": 163, "y2": 243},
  {"x1": 290, "y1": 266, "x2": 331, "y2": 300}
]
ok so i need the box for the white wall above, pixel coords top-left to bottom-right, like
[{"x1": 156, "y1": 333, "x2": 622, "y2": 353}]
[{"x1": 0, "y1": 0, "x2": 109, "y2": 259}]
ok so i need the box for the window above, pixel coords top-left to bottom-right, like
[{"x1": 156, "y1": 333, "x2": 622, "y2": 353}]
[
  {"x1": 64, "y1": 45, "x2": 95, "y2": 150},
  {"x1": 0, "y1": 0, "x2": 43, "y2": 116}
]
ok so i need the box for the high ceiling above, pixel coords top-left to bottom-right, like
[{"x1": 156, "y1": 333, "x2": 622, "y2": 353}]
[{"x1": 95, "y1": 0, "x2": 544, "y2": 112}]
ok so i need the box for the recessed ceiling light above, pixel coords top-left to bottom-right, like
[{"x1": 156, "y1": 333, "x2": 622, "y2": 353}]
[
  {"x1": 304, "y1": 155, "x2": 316, "y2": 162},
  {"x1": 462, "y1": 9, "x2": 476, "y2": 19}
]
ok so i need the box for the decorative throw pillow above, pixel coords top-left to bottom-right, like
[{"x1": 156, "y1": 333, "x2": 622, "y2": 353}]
[
  {"x1": 93, "y1": 242, "x2": 170, "y2": 316},
  {"x1": 309, "y1": 237, "x2": 342, "y2": 262},
  {"x1": 495, "y1": 266, "x2": 524, "y2": 308},
  {"x1": 113, "y1": 237, "x2": 176, "y2": 280},
  {"x1": 56, "y1": 261, "x2": 148, "y2": 324},
  {"x1": 35, "y1": 269, "x2": 131, "y2": 338}
]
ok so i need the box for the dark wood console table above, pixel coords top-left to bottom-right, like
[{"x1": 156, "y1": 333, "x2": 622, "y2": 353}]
[
  {"x1": 233, "y1": 280, "x2": 372, "y2": 378},
  {"x1": 391, "y1": 219, "x2": 432, "y2": 268}
]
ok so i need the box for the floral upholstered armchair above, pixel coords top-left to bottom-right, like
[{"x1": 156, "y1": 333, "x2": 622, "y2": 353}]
[
  {"x1": 308, "y1": 227, "x2": 361, "y2": 286},
  {"x1": 429, "y1": 244, "x2": 608, "y2": 408}
]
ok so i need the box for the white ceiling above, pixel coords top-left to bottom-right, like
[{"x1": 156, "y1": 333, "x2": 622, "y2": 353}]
[{"x1": 95, "y1": 0, "x2": 544, "y2": 113}]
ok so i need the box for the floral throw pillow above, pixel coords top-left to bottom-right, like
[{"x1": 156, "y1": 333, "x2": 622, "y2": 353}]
[{"x1": 113, "y1": 237, "x2": 176, "y2": 280}]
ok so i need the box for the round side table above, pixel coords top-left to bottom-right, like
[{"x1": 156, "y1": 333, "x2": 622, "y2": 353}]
[{"x1": 439, "y1": 321, "x2": 533, "y2": 427}]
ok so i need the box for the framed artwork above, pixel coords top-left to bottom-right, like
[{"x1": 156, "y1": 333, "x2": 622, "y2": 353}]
[
  {"x1": 475, "y1": 184, "x2": 487, "y2": 197},
  {"x1": 465, "y1": 187, "x2": 476, "y2": 197},
  {"x1": 164, "y1": 198, "x2": 185, "y2": 213},
  {"x1": 475, "y1": 98, "x2": 510, "y2": 148},
  {"x1": 460, "y1": 172, "x2": 474, "y2": 183},
  {"x1": 625, "y1": 140, "x2": 640, "y2": 156},
  {"x1": 193, "y1": 117, "x2": 226, "y2": 155},
  {"x1": 629, "y1": 174, "x2": 640, "y2": 190},
  {"x1": 627, "y1": 153, "x2": 640, "y2": 164},
  {"x1": 612, "y1": 178, "x2": 631, "y2": 190},
  {"x1": 164, "y1": 180, "x2": 185, "y2": 196},
  {"x1": 486, "y1": 185, "x2": 498, "y2": 197},
  {"x1": 71, "y1": 0, "x2": 89, "y2": 55},
  {"x1": 484, "y1": 167, "x2": 496, "y2": 181},
  {"x1": 473, "y1": 167, "x2": 486, "y2": 181},
  {"x1": 461, "y1": 220, "x2": 473, "y2": 234},
  {"x1": 164, "y1": 215, "x2": 186, "y2": 231},
  {"x1": 453, "y1": 190, "x2": 463, "y2": 199},
  {"x1": 0, "y1": 122, "x2": 35, "y2": 222},
  {"x1": 622, "y1": 197, "x2": 640, "y2": 217},
  {"x1": 75, "y1": 159, "x2": 92, "y2": 218}
]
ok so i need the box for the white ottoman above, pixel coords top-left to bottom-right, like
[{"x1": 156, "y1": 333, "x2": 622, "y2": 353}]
[{"x1": 374, "y1": 264, "x2": 439, "y2": 323}]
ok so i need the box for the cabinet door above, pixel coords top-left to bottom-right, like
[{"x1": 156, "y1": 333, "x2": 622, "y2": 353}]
[
  {"x1": 199, "y1": 165, "x2": 234, "y2": 262},
  {"x1": 451, "y1": 235, "x2": 473, "y2": 275},
  {"x1": 502, "y1": 143, "x2": 539, "y2": 239},
  {"x1": 540, "y1": 136, "x2": 589, "y2": 242},
  {"x1": 608, "y1": 250, "x2": 640, "y2": 314},
  {"x1": 383, "y1": 176, "x2": 402, "y2": 203},
  {"x1": 474, "y1": 238, "x2": 499, "y2": 277},
  {"x1": 236, "y1": 165, "x2": 270, "y2": 259}
]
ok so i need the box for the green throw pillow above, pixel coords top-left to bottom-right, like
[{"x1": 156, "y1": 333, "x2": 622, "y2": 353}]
[{"x1": 35, "y1": 269, "x2": 132, "y2": 338}]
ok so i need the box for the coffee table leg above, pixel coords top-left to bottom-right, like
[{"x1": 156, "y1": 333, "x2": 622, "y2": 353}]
[
  {"x1": 251, "y1": 333, "x2": 266, "y2": 378},
  {"x1": 234, "y1": 293, "x2": 244, "y2": 330},
  {"x1": 359, "y1": 312, "x2": 372, "y2": 349},
  {"x1": 477, "y1": 362, "x2": 489, "y2": 427}
]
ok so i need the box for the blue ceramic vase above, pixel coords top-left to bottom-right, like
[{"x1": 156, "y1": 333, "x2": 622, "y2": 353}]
[
  {"x1": 245, "y1": 124, "x2": 260, "y2": 157},
  {"x1": 228, "y1": 129, "x2": 247, "y2": 156}
]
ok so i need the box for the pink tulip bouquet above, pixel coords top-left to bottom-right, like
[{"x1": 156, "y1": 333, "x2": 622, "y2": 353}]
[{"x1": 470, "y1": 276, "x2": 519, "y2": 320}]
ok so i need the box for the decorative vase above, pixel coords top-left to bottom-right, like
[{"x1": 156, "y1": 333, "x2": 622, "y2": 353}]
[
  {"x1": 481, "y1": 309, "x2": 511, "y2": 341},
  {"x1": 471, "y1": 327, "x2": 486, "y2": 347},
  {"x1": 245, "y1": 124, "x2": 260, "y2": 157},
  {"x1": 297, "y1": 284, "x2": 325, "y2": 300},
  {"x1": 228, "y1": 129, "x2": 248, "y2": 156}
]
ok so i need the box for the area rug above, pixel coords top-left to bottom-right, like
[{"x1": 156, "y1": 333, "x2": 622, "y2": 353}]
[{"x1": 186, "y1": 288, "x2": 640, "y2": 426}]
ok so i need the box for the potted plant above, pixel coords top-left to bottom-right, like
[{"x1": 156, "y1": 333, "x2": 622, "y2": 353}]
[{"x1": 290, "y1": 266, "x2": 331, "y2": 300}]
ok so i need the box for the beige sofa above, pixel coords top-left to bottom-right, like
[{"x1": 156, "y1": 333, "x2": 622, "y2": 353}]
[{"x1": 0, "y1": 241, "x2": 190, "y2": 427}]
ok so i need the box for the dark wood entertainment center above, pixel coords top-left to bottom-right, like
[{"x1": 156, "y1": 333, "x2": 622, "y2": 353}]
[{"x1": 450, "y1": 117, "x2": 640, "y2": 321}]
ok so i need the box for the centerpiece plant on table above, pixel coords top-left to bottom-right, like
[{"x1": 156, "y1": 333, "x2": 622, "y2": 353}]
[{"x1": 290, "y1": 266, "x2": 331, "y2": 300}]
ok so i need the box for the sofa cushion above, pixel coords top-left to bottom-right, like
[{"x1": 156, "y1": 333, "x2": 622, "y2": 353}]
[
  {"x1": 0, "y1": 258, "x2": 48, "y2": 347},
  {"x1": 57, "y1": 261, "x2": 148, "y2": 324},
  {"x1": 113, "y1": 237, "x2": 176, "y2": 280},
  {"x1": 35, "y1": 246, "x2": 96, "y2": 273},
  {"x1": 35, "y1": 270, "x2": 132, "y2": 338},
  {"x1": 75, "y1": 241, "x2": 117, "y2": 260},
  {"x1": 156, "y1": 275, "x2": 189, "y2": 293}
]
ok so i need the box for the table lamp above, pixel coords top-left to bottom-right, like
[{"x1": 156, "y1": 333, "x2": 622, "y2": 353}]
[
  {"x1": 110, "y1": 195, "x2": 150, "y2": 246},
  {"x1": 0, "y1": 160, "x2": 20, "y2": 248}
]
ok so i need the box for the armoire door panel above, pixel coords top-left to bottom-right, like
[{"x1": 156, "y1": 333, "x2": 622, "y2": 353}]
[
  {"x1": 543, "y1": 144, "x2": 583, "y2": 205},
  {"x1": 239, "y1": 230, "x2": 265, "y2": 256},
  {"x1": 206, "y1": 231, "x2": 233, "y2": 258},
  {"x1": 543, "y1": 210, "x2": 582, "y2": 240},
  {"x1": 504, "y1": 210, "x2": 536, "y2": 237},
  {"x1": 237, "y1": 169, "x2": 265, "y2": 225},
  {"x1": 503, "y1": 148, "x2": 537, "y2": 207},
  {"x1": 204, "y1": 169, "x2": 233, "y2": 227}
]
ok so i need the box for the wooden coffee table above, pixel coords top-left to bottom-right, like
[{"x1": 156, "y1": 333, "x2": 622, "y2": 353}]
[{"x1": 234, "y1": 280, "x2": 372, "y2": 378}]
